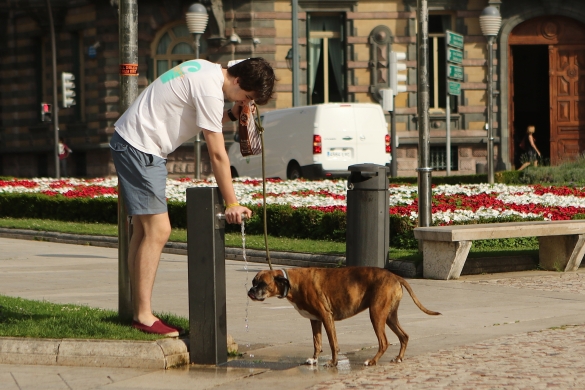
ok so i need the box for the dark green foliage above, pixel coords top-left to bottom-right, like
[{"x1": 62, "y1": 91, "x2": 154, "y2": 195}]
[
  {"x1": 495, "y1": 170, "x2": 522, "y2": 184},
  {"x1": 167, "y1": 200, "x2": 187, "y2": 229},
  {"x1": 224, "y1": 204, "x2": 347, "y2": 242},
  {"x1": 472, "y1": 237, "x2": 538, "y2": 250},
  {"x1": 389, "y1": 213, "x2": 417, "y2": 249},
  {"x1": 520, "y1": 164, "x2": 585, "y2": 185},
  {"x1": 498, "y1": 155, "x2": 585, "y2": 185},
  {"x1": 0, "y1": 193, "x2": 117, "y2": 223}
]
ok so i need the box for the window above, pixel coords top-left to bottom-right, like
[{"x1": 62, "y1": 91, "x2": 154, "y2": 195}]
[
  {"x1": 307, "y1": 14, "x2": 345, "y2": 104},
  {"x1": 430, "y1": 146, "x2": 458, "y2": 171},
  {"x1": 151, "y1": 23, "x2": 207, "y2": 80},
  {"x1": 428, "y1": 14, "x2": 455, "y2": 112}
]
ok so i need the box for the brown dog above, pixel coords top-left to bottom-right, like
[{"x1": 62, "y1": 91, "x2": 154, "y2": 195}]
[{"x1": 247, "y1": 267, "x2": 441, "y2": 367}]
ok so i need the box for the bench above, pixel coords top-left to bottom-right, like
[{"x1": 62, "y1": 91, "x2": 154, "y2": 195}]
[{"x1": 413, "y1": 220, "x2": 585, "y2": 280}]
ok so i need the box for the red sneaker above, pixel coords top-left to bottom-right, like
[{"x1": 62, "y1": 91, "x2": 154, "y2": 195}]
[
  {"x1": 160, "y1": 320, "x2": 185, "y2": 336},
  {"x1": 132, "y1": 320, "x2": 179, "y2": 337}
]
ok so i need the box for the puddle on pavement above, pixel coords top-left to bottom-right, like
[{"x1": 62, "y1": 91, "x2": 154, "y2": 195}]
[
  {"x1": 222, "y1": 360, "x2": 299, "y2": 370},
  {"x1": 221, "y1": 353, "x2": 367, "y2": 373}
]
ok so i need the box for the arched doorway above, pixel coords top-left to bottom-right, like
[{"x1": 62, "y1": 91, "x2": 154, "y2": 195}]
[{"x1": 509, "y1": 16, "x2": 585, "y2": 166}]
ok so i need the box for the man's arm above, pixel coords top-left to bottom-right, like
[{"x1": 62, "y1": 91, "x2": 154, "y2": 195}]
[
  {"x1": 221, "y1": 104, "x2": 243, "y2": 124},
  {"x1": 202, "y1": 129, "x2": 251, "y2": 224}
]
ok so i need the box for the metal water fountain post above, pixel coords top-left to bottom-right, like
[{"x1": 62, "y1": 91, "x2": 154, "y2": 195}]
[
  {"x1": 186, "y1": 187, "x2": 227, "y2": 365},
  {"x1": 186, "y1": 187, "x2": 249, "y2": 365}
]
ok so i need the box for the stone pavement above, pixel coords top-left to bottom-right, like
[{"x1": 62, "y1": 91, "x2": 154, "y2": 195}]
[
  {"x1": 0, "y1": 235, "x2": 585, "y2": 389},
  {"x1": 311, "y1": 274, "x2": 585, "y2": 389}
]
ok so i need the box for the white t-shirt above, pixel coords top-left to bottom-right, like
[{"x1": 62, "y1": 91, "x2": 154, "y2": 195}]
[{"x1": 114, "y1": 60, "x2": 224, "y2": 159}]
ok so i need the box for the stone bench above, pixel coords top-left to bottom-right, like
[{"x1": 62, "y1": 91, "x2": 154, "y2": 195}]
[{"x1": 413, "y1": 220, "x2": 585, "y2": 280}]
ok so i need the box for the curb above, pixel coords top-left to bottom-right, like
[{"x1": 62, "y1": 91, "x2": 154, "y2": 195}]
[{"x1": 0, "y1": 337, "x2": 189, "y2": 369}]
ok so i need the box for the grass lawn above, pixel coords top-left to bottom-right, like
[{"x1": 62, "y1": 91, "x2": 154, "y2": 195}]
[
  {"x1": 0, "y1": 217, "x2": 346, "y2": 255},
  {"x1": 0, "y1": 294, "x2": 188, "y2": 340}
]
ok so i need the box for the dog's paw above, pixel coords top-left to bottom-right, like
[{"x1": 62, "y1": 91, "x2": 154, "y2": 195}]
[
  {"x1": 363, "y1": 359, "x2": 377, "y2": 366},
  {"x1": 391, "y1": 357, "x2": 403, "y2": 363},
  {"x1": 305, "y1": 358, "x2": 318, "y2": 365},
  {"x1": 323, "y1": 360, "x2": 337, "y2": 368}
]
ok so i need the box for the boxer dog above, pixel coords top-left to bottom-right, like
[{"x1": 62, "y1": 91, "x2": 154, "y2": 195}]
[{"x1": 247, "y1": 267, "x2": 440, "y2": 367}]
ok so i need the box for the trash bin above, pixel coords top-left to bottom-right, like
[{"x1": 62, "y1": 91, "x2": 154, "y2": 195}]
[
  {"x1": 476, "y1": 162, "x2": 487, "y2": 174},
  {"x1": 346, "y1": 163, "x2": 390, "y2": 268}
]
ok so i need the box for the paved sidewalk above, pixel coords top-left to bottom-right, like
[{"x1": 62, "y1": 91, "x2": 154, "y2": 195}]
[{"x1": 1, "y1": 236, "x2": 585, "y2": 389}]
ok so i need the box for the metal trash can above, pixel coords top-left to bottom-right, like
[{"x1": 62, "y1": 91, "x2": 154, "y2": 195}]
[
  {"x1": 346, "y1": 163, "x2": 390, "y2": 268},
  {"x1": 476, "y1": 162, "x2": 487, "y2": 174}
]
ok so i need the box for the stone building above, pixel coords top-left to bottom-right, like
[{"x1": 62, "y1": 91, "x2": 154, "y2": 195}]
[{"x1": 0, "y1": 0, "x2": 584, "y2": 178}]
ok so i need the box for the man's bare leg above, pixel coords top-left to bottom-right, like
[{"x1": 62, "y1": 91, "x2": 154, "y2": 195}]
[{"x1": 127, "y1": 212, "x2": 171, "y2": 325}]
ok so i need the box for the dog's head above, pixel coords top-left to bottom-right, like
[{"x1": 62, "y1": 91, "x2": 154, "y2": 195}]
[{"x1": 247, "y1": 270, "x2": 291, "y2": 301}]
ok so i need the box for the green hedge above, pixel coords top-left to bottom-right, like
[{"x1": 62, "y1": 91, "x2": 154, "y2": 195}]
[
  {"x1": 0, "y1": 193, "x2": 118, "y2": 224},
  {"x1": 0, "y1": 193, "x2": 421, "y2": 245},
  {"x1": 0, "y1": 190, "x2": 561, "y2": 250}
]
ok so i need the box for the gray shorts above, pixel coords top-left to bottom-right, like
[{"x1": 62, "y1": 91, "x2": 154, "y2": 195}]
[{"x1": 110, "y1": 131, "x2": 168, "y2": 216}]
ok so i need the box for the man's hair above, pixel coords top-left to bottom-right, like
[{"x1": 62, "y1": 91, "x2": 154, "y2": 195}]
[{"x1": 227, "y1": 58, "x2": 276, "y2": 105}]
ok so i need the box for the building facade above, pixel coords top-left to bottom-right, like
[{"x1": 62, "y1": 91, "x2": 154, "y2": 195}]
[{"x1": 0, "y1": 0, "x2": 584, "y2": 178}]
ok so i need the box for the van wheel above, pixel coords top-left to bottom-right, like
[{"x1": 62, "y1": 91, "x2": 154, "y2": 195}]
[
  {"x1": 287, "y1": 162, "x2": 302, "y2": 180},
  {"x1": 230, "y1": 167, "x2": 239, "y2": 178}
]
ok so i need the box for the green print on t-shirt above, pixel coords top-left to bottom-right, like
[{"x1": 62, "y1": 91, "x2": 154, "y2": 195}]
[{"x1": 160, "y1": 60, "x2": 202, "y2": 84}]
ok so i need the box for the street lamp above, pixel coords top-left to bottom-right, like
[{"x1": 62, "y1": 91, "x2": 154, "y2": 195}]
[
  {"x1": 186, "y1": 2, "x2": 208, "y2": 179},
  {"x1": 480, "y1": 5, "x2": 502, "y2": 184}
]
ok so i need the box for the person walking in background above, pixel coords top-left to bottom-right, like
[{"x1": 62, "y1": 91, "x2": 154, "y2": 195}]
[
  {"x1": 110, "y1": 58, "x2": 275, "y2": 337},
  {"x1": 518, "y1": 125, "x2": 541, "y2": 171},
  {"x1": 58, "y1": 137, "x2": 72, "y2": 177}
]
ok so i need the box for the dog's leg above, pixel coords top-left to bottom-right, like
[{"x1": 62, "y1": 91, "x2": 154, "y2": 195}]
[
  {"x1": 305, "y1": 320, "x2": 322, "y2": 365},
  {"x1": 364, "y1": 306, "x2": 390, "y2": 366},
  {"x1": 386, "y1": 309, "x2": 409, "y2": 363},
  {"x1": 321, "y1": 315, "x2": 339, "y2": 367}
]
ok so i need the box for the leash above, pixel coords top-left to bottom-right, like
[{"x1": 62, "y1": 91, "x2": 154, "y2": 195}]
[{"x1": 252, "y1": 102, "x2": 273, "y2": 271}]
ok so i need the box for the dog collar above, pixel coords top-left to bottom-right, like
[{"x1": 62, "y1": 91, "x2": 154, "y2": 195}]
[{"x1": 278, "y1": 269, "x2": 290, "y2": 299}]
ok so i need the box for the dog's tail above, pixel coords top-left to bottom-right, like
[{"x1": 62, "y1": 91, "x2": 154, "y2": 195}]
[{"x1": 398, "y1": 276, "x2": 441, "y2": 316}]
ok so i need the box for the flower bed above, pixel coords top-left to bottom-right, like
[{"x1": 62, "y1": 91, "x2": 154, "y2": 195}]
[{"x1": 2, "y1": 177, "x2": 585, "y2": 224}]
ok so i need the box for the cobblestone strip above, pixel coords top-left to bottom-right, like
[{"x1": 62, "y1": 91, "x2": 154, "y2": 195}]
[
  {"x1": 311, "y1": 325, "x2": 585, "y2": 389},
  {"x1": 463, "y1": 272, "x2": 585, "y2": 295}
]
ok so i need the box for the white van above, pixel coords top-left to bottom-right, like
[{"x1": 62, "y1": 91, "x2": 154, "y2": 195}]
[{"x1": 228, "y1": 103, "x2": 390, "y2": 179}]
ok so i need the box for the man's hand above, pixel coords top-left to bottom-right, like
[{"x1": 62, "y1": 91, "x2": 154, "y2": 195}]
[{"x1": 225, "y1": 204, "x2": 252, "y2": 224}]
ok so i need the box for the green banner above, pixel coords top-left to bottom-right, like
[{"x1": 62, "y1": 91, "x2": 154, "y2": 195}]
[
  {"x1": 447, "y1": 64, "x2": 464, "y2": 80},
  {"x1": 447, "y1": 48, "x2": 463, "y2": 64},
  {"x1": 446, "y1": 30, "x2": 464, "y2": 49},
  {"x1": 448, "y1": 81, "x2": 461, "y2": 96}
]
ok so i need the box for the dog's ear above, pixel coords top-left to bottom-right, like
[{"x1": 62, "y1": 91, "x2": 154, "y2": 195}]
[{"x1": 274, "y1": 275, "x2": 290, "y2": 290}]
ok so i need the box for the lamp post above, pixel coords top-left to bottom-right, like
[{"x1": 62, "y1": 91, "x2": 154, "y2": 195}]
[
  {"x1": 480, "y1": 5, "x2": 502, "y2": 185},
  {"x1": 416, "y1": 0, "x2": 432, "y2": 229},
  {"x1": 291, "y1": 0, "x2": 300, "y2": 107},
  {"x1": 286, "y1": 47, "x2": 301, "y2": 107},
  {"x1": 45, "y1": 0, "x2": 61, "y2": 179},
  {"x1": 186, "y1": 2, "x2": 209, "y2": 179}
]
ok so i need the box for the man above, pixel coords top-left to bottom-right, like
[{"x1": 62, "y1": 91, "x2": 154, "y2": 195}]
[{"x1": 110, "y1": 58, "x2": 275, "y2": 336}]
